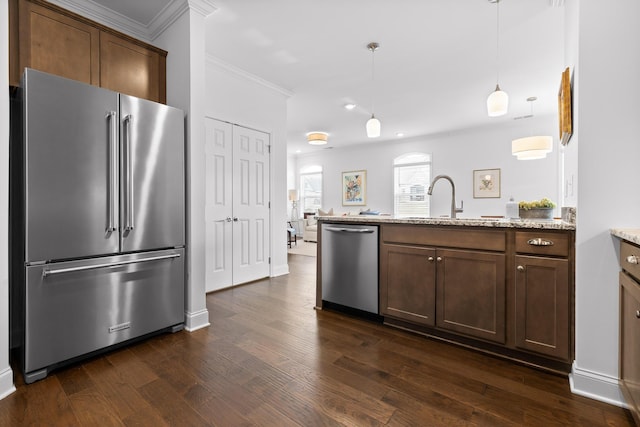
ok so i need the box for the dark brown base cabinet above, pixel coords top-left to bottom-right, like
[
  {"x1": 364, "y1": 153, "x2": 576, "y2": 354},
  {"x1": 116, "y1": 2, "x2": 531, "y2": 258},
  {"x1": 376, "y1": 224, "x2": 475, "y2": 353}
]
[
  {"x1": 379, "y1": 224, "x2": 574, "y2": 373},
  {"x1": 619, "y1": 240, "x2": 640, "y2": 425}
]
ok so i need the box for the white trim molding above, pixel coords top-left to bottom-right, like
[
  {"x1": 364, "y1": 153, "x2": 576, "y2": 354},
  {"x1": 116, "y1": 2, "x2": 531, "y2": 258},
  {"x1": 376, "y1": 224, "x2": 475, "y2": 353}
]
[
  {"x1": 0, "y1": 367, "x2": 16, "y2": 400},
  {"x1": 569, "y1": 362, "x2": 626, "y2": 407},
  {"x1": 206, "y1": 55, "x2": 294, "y2": 98},
  {"x1": 46, "y1": 0, "x2": 217, "y2": 42},
  {"x1": 184, "y1": 309, "x2": 210, "y2": 332}
]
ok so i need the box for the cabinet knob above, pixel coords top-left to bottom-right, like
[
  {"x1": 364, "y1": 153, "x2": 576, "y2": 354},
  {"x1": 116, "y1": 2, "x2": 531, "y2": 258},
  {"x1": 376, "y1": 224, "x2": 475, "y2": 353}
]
[
  {"x1": 436, "y1": 256, "x2": 442, "y2": 262},
  {"x1": 636, "y1": 310, "x2": 640, "y2": 319},
  {"x1": 517, "y1": 265, "x2": 525, "y2": 272},
  {"x1": 626, "y1": 255, "x2": 639, "y2": 265},
  {"x1": 428, "y1": 256, "x2": 434, "y2": 262}
]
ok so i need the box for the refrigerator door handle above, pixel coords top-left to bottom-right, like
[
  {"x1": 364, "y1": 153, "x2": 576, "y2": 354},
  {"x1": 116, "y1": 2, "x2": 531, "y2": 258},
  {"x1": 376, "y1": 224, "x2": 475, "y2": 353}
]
[
  {"x1": 124, "y1": 114, "x2": 134, "y2": 231},
  {"x1": 106, "y1": 111, "x2": 118, "y2": 234},
  {"x1": 42, "y1": 253, "x2": 181, "y2": 278}
]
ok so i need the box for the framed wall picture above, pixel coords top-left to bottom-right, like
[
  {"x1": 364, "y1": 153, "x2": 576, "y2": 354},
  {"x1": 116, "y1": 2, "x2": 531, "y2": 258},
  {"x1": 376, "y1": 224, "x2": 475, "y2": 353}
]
[
  {"x1": 473, "y1": 168, "x2": 501, "y2": 198},
  {"x1": 558, "y1": 67, "x2": 573, "y2": 145},
  {"x1": 342, "y1": 170, "x2": 366, "y2": 206}
]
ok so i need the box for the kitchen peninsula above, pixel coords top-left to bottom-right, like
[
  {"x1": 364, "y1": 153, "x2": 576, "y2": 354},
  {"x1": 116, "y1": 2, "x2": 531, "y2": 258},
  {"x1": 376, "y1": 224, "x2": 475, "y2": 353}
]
[{"x1": 315, "y1": 216, "x2": 575, "y2": 373}]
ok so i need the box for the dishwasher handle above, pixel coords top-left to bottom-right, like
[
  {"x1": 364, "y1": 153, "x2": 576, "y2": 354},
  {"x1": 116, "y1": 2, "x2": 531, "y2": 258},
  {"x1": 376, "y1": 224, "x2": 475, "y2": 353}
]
[{"x1": 324, "y1": 226, "x2": 376, "y2": 233}]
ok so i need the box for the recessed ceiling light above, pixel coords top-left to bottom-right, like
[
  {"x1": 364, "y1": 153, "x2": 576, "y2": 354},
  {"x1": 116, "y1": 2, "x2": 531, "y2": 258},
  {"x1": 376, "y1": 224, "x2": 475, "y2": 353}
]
[
  {"x1": 296, "y1": 150, "x2": 301, "y2": 153},
  {"x1": 396, "y1": 132, "x2": 405, "y2": 137},
  {"x1": 344, "y1": 103, "x2": 356, "y2": 110}
]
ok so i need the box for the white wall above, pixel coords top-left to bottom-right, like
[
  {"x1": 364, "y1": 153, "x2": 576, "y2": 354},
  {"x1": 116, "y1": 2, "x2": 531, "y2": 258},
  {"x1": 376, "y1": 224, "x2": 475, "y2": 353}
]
[
  {"x1": 204, "y1": 58, "x2": 290, "y2": 277},
  {"x1": 295, "y1": 115, "x2": 559, "y2": 219},
  {"x1": 568, "y1": 0, "x2": 640, "y2": 405},
  {"x1": 0, "y1": 0, "x2": 16, "y2": 400}
]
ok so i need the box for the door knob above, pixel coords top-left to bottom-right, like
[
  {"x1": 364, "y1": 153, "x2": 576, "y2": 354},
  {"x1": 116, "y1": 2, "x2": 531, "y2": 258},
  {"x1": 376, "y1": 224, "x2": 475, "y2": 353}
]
[
  {"x1": 226, "y1": 217, "x2": 232, "y2": 222},
  {"x1": 233, "y1": 217, "x2": 239, "y2": 222}
]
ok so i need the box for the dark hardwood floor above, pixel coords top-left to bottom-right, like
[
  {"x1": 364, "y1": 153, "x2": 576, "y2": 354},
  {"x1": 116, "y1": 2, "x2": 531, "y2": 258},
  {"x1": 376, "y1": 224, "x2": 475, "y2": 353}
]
[{"x1": 0, "y1": 254, "x2": 634, "y2": 426}]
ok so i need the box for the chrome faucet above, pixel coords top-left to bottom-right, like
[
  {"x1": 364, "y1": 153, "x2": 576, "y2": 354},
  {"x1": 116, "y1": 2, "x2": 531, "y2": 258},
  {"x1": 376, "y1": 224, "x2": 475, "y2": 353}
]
[{"x1": 427, "y1": 174, "x2": 464, "y2": 218}]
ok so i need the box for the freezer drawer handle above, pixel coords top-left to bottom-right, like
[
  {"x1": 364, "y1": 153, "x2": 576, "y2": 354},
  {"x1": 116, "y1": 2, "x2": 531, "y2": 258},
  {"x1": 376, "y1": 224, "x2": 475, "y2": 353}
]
[
  {"x1": 42, "y1": 253, "x2": 181, "y2": 277},
  {"x1": 324, "y1": 227, "x2": 376, "y2": 233}
]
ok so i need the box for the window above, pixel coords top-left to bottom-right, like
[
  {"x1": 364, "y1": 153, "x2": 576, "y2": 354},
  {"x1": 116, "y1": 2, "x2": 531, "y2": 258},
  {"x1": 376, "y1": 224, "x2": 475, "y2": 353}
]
[
  {"x1": 394, "y1": 153, "x2": 431, "y2": 217},
  {"x1": 300, "y1": 165, "x2": 322, "y2": 215}
]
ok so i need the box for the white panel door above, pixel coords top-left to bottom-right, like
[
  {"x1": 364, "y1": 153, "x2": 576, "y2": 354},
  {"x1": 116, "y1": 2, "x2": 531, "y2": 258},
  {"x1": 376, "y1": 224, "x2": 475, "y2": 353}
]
[
  {"x1": 204, "y1": 118, "x2": 233, "y2": 292},
  {"x1": 204, "y1": 118, "x2": 271, "y2": 291},
  {"x1": 232, "y1": 125, "x2": 271, "y2": 284}
]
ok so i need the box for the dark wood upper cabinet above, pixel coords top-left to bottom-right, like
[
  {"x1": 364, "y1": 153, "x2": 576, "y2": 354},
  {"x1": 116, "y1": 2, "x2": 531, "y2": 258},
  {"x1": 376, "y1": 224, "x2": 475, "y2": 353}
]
[
  {"x1": 9, "y1": 0, "x2": 167, "y2": 104},
  {"x1": 100, "y1": 32, "x2": 165, "y2": 103}
]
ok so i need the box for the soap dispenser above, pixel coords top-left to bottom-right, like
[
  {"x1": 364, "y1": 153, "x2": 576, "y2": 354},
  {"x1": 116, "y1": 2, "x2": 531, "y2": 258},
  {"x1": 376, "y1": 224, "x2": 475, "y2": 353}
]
[{"x1": 506, "y1": 197, "x2": 519, "y2": 219}]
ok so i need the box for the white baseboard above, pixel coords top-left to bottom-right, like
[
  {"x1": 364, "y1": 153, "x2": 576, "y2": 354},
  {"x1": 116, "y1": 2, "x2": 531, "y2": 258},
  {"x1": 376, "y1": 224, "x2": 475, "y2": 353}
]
[
  {"x1": 0, "y1": 366, "x2": 15, "y2": 400},
  {"x1": 569, "y1": 362, "x2": 626, "y2": 407},
  {"x1": 271, "y1": 263, "x2": 290, "y2": 277},
  {"x1": 184, "y1": 308, "x2": 210, "y2": 332}
]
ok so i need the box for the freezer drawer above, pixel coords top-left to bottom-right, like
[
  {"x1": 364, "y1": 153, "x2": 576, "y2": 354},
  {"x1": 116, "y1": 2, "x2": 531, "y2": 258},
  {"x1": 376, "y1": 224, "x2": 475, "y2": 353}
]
[{"x1": 23, "y1": 248, "x2": 184, "y2": 382}]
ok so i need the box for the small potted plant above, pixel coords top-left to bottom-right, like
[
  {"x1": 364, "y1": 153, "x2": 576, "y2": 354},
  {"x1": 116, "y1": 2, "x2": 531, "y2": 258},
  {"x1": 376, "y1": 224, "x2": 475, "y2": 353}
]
[{"x1": 518, "y1": 198, "x2": 556, "y2": 220}]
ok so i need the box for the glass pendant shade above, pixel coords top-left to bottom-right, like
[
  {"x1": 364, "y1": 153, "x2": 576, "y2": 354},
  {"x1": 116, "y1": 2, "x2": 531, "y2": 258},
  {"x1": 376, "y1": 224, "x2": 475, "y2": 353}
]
[
  {"x1": 487, "y1": 85, "x2": 509, "y2": 117},
  {"x1": 512, "y1": 135, "x2": 553, "y2": 160},
  {"x1": 366, "y1": 115, "x2": 381, "y2": 138}
]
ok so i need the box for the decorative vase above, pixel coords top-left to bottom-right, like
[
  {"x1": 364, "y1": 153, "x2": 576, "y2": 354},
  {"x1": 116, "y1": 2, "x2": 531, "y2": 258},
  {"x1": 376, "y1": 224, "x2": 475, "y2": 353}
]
[{"x1": 519, "y1": 207, "x2": 554, "y2": 220}]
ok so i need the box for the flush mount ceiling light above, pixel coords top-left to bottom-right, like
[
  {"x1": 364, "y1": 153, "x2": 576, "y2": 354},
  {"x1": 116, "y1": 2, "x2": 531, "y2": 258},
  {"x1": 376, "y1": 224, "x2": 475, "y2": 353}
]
[
  {"x1": 487, "y1": 0, "x2": 508, "y2": 117},
  {"x1": 366, "y1": 42, "x2": 381, "y2": 138},
  {"x1": 307, "y1": 131, "x2": 328, "y2": 145},
  {"x1": 512, "y1": 97, "x2": 553, "y2": 160}
]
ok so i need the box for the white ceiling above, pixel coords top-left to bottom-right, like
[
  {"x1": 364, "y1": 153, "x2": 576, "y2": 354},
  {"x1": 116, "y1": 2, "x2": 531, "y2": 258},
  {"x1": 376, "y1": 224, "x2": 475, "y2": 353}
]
[{"x1": 82, "y1": 0, "x2": 566, "y2": 154}]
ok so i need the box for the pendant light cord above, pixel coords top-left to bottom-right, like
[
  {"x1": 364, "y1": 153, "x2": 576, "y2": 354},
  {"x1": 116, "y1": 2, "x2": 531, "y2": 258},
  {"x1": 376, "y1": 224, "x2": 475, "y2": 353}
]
[
  {"x1": 370, "y1": 45, "x2": 376, "y2": 116},
  {"x1": 495, "y1": 0, "x2": 500, "y2": 86}
]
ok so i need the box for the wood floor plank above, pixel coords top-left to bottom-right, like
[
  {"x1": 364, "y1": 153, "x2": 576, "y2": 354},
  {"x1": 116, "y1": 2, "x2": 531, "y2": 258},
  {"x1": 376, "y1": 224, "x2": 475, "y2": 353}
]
[{"x1": 1, "y1": 253, "x2": 633, "y2": 426}]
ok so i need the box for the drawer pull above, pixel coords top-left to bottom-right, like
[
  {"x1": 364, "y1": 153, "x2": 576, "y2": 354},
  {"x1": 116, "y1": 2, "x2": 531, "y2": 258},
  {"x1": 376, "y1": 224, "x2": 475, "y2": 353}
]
[
  {"x1": 626, "y1": 255, "x2": 640, "y2": 265},
  {"x1": 636, "y1": 310, "x2": 640, "y2": 319},
  {"x1": 527, "y1": 238, "x2": 554, "y2": 247},
  {"x1": 517, "y1": 265, "x2": 525, "y2": 272}
]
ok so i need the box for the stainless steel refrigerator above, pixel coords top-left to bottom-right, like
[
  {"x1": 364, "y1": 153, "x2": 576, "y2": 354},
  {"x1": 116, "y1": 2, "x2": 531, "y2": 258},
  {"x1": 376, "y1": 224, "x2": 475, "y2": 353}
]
[{"x1": 10, "y1": 69, "x2": 186, "y2": 383}]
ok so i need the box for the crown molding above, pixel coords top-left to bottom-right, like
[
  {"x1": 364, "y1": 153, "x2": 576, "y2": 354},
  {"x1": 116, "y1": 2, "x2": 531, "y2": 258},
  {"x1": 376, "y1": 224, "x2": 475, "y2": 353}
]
[
  {"x1": 206, "y1": 54, "x2": 293, "y2": 98},
  {"x1": 46, "y1": 0, "x2": 217, "y2": 42}
]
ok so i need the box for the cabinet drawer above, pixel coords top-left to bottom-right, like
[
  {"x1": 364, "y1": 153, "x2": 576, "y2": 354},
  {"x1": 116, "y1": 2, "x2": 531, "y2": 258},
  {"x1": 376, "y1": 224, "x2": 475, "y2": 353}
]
[
  {"x1": 382, "y1": 225, "x2": 505, "y2": 252},
  {"x1": 515, "y1": 231, "x2": 570, "y2": 257},
  {"x1": 621, "y1": 241, "x2": 640, "y2": 282}
]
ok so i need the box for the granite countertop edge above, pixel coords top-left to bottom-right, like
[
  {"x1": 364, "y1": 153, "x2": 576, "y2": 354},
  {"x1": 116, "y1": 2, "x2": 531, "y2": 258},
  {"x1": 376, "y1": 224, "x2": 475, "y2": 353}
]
[
  {"x1": 315, "y1": 215, "x2": 576, "y2": 231},
  {"x1": 611, "y1": 228, "x2": 640, "y2": 245}
]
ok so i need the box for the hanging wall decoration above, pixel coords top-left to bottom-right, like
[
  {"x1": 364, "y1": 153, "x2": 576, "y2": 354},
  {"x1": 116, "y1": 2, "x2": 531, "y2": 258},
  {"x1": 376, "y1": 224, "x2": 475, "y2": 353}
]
[
  {"x1": 342, "y1": 170, "x2": 366, "y2": 206},
  {"x1": 473, "y1": 168, "x2": 501, "y2": 198},
  {"x1": 558, "y1": 67, "x2": 573, "y2": 145}
]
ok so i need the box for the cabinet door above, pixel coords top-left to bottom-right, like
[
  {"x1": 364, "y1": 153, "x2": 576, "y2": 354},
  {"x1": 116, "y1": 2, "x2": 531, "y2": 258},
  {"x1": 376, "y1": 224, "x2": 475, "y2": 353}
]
[
  {"x1": 514, "y1": 255, "x2": 569, "y2": 360},
  {"x1": 16, "y1": 0, "x2": 100, "y2": 85},
  {"x1": 620, "y1": 272, "x2": 640, "y2": 422},
  {"x1": 380, "y1": 244, "x2": 436, "y2": 325},
  {"x1": 436, "y1": 249, "x2": 506, "y2": 343},
  {"x1": 100, "y1": 32, "x2": 166, "y2": 103}
]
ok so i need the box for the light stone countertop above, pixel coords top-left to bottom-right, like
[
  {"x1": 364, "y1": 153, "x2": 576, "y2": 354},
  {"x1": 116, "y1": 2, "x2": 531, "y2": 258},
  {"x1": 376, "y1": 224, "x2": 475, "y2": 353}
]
[
  {"x1": 315, "y1": 215, "x2": 576, "y2": 231},
  {"x1": 611, "y1": 228, "x2": 640, "y2": 245}
]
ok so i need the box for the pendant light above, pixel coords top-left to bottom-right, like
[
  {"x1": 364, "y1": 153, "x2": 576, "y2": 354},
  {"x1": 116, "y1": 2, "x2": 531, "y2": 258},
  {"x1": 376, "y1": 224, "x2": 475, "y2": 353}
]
[
  {"x1": 512, "y1": 97, "x2": 553, "y2": 160},
  {"x1": 366, "y1": 42, "x2": 381, "y2": 138},
  {"x1": 487, "y1": 0, "x2": 508, "y2": 117}
]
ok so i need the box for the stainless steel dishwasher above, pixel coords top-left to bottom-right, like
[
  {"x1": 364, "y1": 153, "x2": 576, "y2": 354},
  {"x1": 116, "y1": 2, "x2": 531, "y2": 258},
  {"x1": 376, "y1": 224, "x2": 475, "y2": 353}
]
[{"x1": 321, "y1": 223, "x2": 379, "y2": 315}]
